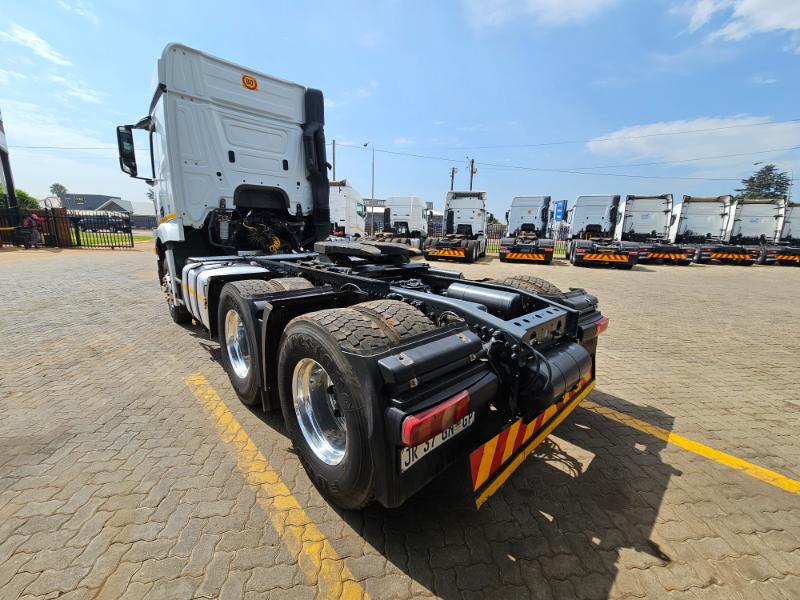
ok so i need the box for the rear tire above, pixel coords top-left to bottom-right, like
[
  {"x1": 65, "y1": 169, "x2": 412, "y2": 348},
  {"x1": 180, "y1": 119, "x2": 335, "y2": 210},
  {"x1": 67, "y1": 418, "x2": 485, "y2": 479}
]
[
  {"x1": 489, "y1": 275, "x2": 562, "y2": 296},
  {"x1": 278, "y1": 300, "x2": 433, "y2": 509},
  {"x1": 219, "y1": 278, "x2": 312, "y2": 407}
]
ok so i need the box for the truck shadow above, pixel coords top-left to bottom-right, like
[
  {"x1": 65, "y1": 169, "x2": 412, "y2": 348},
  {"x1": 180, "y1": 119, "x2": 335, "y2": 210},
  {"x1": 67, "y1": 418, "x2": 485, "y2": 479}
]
[{"x1": 344, "y1": 391, "x2": 677, "y2": 599}]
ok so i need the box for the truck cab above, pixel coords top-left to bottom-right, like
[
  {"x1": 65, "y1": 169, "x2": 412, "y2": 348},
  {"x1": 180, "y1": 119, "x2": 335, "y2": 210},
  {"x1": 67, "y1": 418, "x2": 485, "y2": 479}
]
[
  {"x1": 775, "y1": 200, "x2": 800, "y2": 265},
  {"x1": 424, "y1": 191, "x2": 488, "y2": 263},
  {"x1": 566, "y1": 195, "x2": 638, "y2": 269},
  {"x1": 329, "y1": 180, "x2": 366, "y2": 239},
  {"x1": 115, "y1": 43, "x2": 330, "y2": 318},
  {"x1": 499, "y1": 196, "x2": 554, "y2": 263},
  {"x1": 369, "y1": 196, "x2": 429, "y2": 248},
  {"x1": 617, "y1": 194, "x2": 693, "y2": 264},
  {"x1": 672, "y1": 195, "x2": 748, "y2": 264},
  {"x1": 729, "y1": 197, "x2": 786, "y2": 264}
]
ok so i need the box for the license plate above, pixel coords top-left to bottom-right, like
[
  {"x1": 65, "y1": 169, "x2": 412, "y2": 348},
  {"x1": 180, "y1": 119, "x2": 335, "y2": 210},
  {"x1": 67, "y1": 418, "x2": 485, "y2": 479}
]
[{"x1": 399, "y1": 412, "x2": 475, "y2": 472}]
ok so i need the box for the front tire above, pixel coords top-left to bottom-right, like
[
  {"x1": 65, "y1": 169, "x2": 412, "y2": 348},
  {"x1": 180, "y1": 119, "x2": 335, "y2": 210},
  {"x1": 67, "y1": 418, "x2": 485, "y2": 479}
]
[{"x1": 278, "y1": 300, "x2": 434, "y2": 509}]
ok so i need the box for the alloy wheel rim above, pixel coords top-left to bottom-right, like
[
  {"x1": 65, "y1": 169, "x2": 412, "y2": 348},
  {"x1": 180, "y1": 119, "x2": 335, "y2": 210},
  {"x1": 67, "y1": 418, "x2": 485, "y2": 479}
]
[{"x1": 292, "y1": 358, "x2": 347, "y2": 465}]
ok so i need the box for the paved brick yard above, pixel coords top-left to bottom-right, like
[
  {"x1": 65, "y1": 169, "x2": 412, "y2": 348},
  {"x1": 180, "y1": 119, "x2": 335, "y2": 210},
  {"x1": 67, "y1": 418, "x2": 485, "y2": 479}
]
[{"x1": 1, "y1": 247, "x2": 799, "y2": 600}]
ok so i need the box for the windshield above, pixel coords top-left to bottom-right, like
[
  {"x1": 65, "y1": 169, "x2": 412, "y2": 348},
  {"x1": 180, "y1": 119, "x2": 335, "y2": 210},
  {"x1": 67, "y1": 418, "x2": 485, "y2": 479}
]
[{"x1": 356, "y1": 202, "x2": 366, "y2": 218}]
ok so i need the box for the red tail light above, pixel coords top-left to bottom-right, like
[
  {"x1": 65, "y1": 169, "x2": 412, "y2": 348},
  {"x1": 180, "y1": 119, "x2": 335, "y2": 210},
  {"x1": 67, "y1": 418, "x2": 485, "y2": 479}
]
[
  {"x1": 702, "y1": 247, "x2": 713, "y2": 251},
  {"x1": 500, "y1": 245, "x2": 510, "y2": 250},
  {"x1": 575, "y1": 248, "x2": 587, "y2": 254},
  {"x1": 595, "y1": 316, "x2": 610, "y2": 335},
  {"x1": 401, "y1": 391, "x2": 470, "y2": 447},
  {"x1": 628, "y1": 251, "x2": 638, "y2": 255}
]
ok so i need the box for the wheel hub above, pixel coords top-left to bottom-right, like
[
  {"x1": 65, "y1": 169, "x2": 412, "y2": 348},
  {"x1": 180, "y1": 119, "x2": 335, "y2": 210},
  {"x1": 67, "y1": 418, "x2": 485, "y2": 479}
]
[
  {"x1": 292, "y1": 358, "x2": 347, "y2": 465},
  {"x1": 224, "y1": 309, "x2": 251, "y2": 379}
]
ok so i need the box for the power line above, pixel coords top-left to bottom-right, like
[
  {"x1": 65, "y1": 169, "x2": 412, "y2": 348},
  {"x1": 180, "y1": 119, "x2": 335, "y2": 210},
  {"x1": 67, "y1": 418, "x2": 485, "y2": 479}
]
[{"x1": 332, "y1": 142, "x2": 756, "y2": 181}]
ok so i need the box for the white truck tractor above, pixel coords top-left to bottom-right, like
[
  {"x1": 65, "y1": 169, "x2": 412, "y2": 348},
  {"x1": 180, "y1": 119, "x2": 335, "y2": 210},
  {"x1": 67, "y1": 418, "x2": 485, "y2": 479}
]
[
  {"x1": 774, "y1": 200, "x2": 800, "y2": 265},
  {"x1": 116, "y1": 44, "x2": 608, "y2": 510},
  {"x1": 328, "y1": 179, "x2": 366, "y2": 239},
  {"x1": 499, "y1": 196, "x2": 554, "y2": 264},
  {"x1": 671, "y1": 195, "x2": 742, "y2": 264},
  {"x1": 423, "y1": 191, "x2": 488, "y2": 263},
  {"x1": 566, "y1": 195, "x2": 638, "y2": 269},
  {"x1": 727, "y1": 197, "x2": 787, "y2": 265},
  {"x1": 368, "y1": 195, "x2": 429, "y2": 248},
  {"x1": 616, "y1": 194, "x2": 693, "y2": 265}
]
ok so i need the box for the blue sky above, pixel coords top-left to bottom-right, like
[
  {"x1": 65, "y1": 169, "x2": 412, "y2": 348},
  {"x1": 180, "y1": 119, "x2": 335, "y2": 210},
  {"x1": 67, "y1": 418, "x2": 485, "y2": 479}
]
[{"x1": 1, "y1": 0, "x2": 799, "y2": 217}]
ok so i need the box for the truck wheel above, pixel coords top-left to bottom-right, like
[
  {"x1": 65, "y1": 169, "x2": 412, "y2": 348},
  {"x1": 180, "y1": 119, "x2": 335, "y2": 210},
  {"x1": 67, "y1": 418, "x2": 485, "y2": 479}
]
[
  {"x1": 489, "y1": 275, "x2": 562, "y2": 296},
  {"x1": 219, "y1": 278, "x2": 312, "y2": 407},
  {"x1": 278, "y1": 301, "x2": 434, "y2": 509}
]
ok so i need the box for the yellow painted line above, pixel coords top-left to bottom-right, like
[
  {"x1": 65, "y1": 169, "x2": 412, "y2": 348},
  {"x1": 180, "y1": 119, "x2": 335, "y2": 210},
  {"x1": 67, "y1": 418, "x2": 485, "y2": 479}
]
[
  {"x1": 185, "y1": 374, "x2": 369, "y2": 600},
  {"x1": 475, "y1": 381, "x2": 595, "y2": 508},
  {"x1": 583, "y1": 400, "x2": 800, "y2": 496},
  {"x1": 158, "y1": 212, "x2": 177, "y2": 224}
]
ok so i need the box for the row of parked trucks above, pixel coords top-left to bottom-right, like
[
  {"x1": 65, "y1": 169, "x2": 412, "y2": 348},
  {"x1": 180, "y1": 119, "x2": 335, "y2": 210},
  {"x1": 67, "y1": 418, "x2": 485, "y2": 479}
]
[
  {"x1": 330, "y1": 187, "x2": 799, "y2": 269},
  {"x1": 565, "y1": 194, "x2": 799, "y2": 268}
]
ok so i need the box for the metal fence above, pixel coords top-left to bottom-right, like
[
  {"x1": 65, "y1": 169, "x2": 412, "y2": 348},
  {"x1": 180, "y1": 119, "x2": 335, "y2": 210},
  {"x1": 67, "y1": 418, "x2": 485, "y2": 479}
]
[{"x1": 0, "y1": 207, "x2": 134, "y2": 249}]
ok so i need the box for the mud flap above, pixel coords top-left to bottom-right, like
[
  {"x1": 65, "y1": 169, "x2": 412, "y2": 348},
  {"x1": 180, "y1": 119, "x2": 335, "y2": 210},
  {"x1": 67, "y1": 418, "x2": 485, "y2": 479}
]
[{"x1": 470, "y1": 375, "x2": 595, "y2": 508}]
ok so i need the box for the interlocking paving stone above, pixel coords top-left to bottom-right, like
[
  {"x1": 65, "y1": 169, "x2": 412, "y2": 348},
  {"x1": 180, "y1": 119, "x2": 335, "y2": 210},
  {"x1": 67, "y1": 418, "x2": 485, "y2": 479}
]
[{"x1": 1, "y1": 248, "x2": 799, "y2": 599}]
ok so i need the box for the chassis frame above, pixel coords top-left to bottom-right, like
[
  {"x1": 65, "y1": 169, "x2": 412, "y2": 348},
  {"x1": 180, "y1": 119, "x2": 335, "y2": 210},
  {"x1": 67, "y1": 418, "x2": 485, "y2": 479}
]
[{"x1": 183, "y1": 246, "x2": 605, "y2": 506}]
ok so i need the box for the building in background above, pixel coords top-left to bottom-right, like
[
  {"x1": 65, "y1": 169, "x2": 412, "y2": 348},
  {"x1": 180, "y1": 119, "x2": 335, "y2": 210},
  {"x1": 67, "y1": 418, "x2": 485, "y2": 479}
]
[{"x1": 56, "y1": 193, "x2": 156, "y2": 228}]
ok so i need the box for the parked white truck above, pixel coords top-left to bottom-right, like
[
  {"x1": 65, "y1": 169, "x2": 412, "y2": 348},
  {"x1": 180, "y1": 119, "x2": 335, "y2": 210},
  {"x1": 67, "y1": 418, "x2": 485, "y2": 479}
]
[
  {"x1": 566, "y1": 195, "x2": 638, "y2": 269},
  {"x1": 671, "y1": 195, "x2": 747, "y2": 264},
  {"x1": 115, "y1": 43, "x2": 608, "y2": 510},
  {"x1": 727, "y1": 197, "x2": 787, "y2": 265},
  {"x1": 369, "y1": 195, "x2": 429, "y2": 248},
  {"x1": 499, "y1": 196, "x2": 555, "y2": 264},
  {"x1": 328, "y1": 179, "x2": 366, "y2": 239},
  {"x1": 774, "y1": 200, "x2": 800, "y2": 265},
  {"x1": 424, "y1": 191, "x2": 488, "y2": 263},
  {"x1": 616, "y1": 194, "x2": 693, "y2": 265}
]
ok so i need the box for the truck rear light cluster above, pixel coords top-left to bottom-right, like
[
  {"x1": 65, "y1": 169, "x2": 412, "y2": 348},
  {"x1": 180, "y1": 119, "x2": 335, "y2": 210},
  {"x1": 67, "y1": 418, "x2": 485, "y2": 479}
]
[
  {"x1": 401, "y1": 390, "x2": 470, "y2": 447},
  {"x1": 628, "y1": 251, "x2": 638, "y2": 255},
  {"x1": 575, "y1": 248, "x2": 587, "y2": 254},
  {"x1": 595, "y1": 316, "x2": 610, "y2": 335},
  {"x1": 702, "y1": 247, "x2": 713, "y2": 251},
  {"x1": 767, "y1": 249, "x2": 777, "y2": 254},
  {"x1": 500, "y1": 245, "x2": 510, "y2": 250}
]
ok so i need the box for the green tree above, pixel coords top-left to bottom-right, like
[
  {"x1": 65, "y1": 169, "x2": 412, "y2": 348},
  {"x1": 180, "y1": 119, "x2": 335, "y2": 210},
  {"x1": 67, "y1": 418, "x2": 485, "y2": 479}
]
[
  {"x1": 487, "y1": 212, "x2": 500, "y2": 225},
  {"x1": 49, "y1": 182, "x2": 67, "y2": 198},
  {"x1": 15, "y1": 189, "x2": 40, "y2": 209},
  {"x1": 735, "y1": 164, "x2": 791, "y2": 199}
]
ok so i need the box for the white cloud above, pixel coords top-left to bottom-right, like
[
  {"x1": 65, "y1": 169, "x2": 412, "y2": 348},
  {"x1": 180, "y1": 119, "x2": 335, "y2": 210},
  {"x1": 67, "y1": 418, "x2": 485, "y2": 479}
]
[
  {"x1": 465, "y1": 0, "x2": 617, "y2": 27},
  {"x1": 393, "y1": 137, "x2": 415, "y2": 145},
  {"x1": 0, "y1": 69, "x2": 25, "y2": 86},
  {"x1": 0, "y1": 24, "x2": 71, "y2": 66},
  {"x1": 49, "y1": 75, "x2": 102, "y2": 104},
  {"x1": 750, "y1": 75, "x2": 777, "y2": 85},
  {"x1": 586, "y1": 115, "x2": 800, "y2": 172},
  {"x1": 681, "y1": 0, "x2": 800, "y2": 50},
  {"x1": 57, "y1": 0, "x2": 99, "y2": 25},
  {"x1": 324, "y1": 82, "x2": 378, "y2": 108}
]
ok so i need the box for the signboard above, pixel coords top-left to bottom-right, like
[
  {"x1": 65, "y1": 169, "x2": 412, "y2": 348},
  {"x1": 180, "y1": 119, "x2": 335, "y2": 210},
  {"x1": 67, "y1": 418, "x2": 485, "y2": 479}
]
[{"x1": 554, "y1": 200, "x2": 567, "y2": 221}]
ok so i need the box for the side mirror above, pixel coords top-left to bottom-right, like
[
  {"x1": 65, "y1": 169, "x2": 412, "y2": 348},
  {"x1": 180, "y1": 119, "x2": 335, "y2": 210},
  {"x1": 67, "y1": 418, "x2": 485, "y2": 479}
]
[{"x1": 116, "y1": 126, "x2": 137, "y2": 177}]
